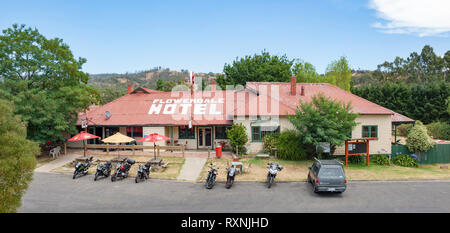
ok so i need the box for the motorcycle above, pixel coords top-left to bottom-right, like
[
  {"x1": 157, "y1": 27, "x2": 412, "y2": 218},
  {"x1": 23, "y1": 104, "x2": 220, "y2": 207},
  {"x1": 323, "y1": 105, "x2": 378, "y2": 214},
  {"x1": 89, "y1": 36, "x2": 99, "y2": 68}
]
[
  {"x1": 94, "y1": 161, "x2": 112, "y2": 181},
  {"x1": 111, "y1": 158, "x2": 135, "y2": 182},
  {"x1": 135, "y1": 162, "x2": 152, "y2": 183},
  {"x1": 73, "y1": 157, "x2": 93, "y2": 179},
  {"x1": 205, "y1": 163, "x2": 219, "y2": 189},
  {"x1": 225, "y1": 165, "x2": 237, "y2": 189},
  {"x1": 266, "y1": 162, "x2": 283, "y2": 188}
]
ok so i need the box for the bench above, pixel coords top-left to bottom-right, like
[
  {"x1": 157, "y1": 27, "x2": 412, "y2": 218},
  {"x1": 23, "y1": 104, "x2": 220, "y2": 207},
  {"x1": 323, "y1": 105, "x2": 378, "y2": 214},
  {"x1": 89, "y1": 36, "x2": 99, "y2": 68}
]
[
  {"x1": 49, "y1": 146, "x2": 61, "y2": 159},
  {"x1": 161, "y1": 162, "x2": 169, "y2": 169}
]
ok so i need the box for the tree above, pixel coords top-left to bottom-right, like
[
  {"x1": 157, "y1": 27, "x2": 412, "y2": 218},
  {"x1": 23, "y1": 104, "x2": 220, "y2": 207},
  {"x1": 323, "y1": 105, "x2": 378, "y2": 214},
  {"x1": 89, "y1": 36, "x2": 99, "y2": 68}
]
[
  {"x1": 0, "y1": 99, "x2": 40, "y2": 213},
  {"x1": 292, "y1": 60, "x2": 321, "y2": 83},
  {"x1": 288, "y1": 93, "x2": 359, "y2": 155},
  {"x1": 406, "y1": 121, "x2": 435, "y2": 154},
  {"x1": 0, "y1": 24, "x2": 100, "y2": 144},
  {"x1": 218, "y1": 50, "x2": 294, "y2": 87},
  {"x1": 97, "y1": 86, "x2": 127, "y2": 105},
  {"x1": 325, "y1": 56, "x2": 352, "y2": 91},
  {"x1": 226, "y1": 123, "x2": 249, "y2": 155}
]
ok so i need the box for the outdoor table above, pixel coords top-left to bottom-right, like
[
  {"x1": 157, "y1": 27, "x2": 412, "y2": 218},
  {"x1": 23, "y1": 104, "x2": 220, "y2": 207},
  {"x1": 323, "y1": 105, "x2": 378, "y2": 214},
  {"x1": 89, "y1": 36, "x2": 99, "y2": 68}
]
[
  {"x1": 231, "y1": 161, "x2": 243, "y2": 174},
  {"x1": 149, "y1": 157, "x2": 163, "y2": 166}
]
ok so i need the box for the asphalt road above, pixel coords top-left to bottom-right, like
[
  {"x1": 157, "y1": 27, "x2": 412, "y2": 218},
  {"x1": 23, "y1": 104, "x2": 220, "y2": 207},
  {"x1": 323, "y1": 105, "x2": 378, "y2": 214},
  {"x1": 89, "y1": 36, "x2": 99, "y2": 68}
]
[{"x1": 19, "y1": 172, "x2": 450, "y2": 213}]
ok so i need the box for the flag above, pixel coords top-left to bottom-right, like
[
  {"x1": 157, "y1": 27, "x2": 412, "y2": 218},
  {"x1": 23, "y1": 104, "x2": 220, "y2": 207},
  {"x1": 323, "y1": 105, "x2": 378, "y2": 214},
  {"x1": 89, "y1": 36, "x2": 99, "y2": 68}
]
[{"x1": 190, "y1": 71, "x2": 194, "y2": 85}]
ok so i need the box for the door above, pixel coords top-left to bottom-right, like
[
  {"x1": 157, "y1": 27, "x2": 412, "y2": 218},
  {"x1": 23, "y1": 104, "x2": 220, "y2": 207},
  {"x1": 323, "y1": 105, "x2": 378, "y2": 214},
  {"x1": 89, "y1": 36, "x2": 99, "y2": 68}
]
[{"x1": 198, "y1": 127, "x2": 212, "y2": 149}]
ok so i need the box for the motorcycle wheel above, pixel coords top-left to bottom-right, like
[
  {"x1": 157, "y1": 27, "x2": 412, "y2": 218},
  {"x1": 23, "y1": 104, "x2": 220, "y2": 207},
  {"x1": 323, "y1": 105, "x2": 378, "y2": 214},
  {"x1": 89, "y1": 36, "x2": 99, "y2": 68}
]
[
  {"x1": 226, "y1": 177, "x2": 232, "y2": 189},
  {"x1": 206, "y1": 178, "x2": 214, "y2": 189},
  {"x1": 267, "y1": 176, "x2": 274, "y2": 188},
  {"x1": 111, "y1": 174, "x2": 117, "y2": 182},
  {"x1": 135, "y1": 175, "x2": 140, "y2": 183},
  {"x1": 73, "y1": 171, "x2": 78, "y2": 179},
  {"x1": 94, "y1": 172, "x2": 99, "y2": 181}
]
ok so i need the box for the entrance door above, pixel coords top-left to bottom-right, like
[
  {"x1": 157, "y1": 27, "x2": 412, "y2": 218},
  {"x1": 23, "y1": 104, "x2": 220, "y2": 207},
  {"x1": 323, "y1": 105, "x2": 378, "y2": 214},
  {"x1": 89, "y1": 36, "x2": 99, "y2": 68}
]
[{"x1": 198, "y1": 127, "x2": 212, "y2": 149}]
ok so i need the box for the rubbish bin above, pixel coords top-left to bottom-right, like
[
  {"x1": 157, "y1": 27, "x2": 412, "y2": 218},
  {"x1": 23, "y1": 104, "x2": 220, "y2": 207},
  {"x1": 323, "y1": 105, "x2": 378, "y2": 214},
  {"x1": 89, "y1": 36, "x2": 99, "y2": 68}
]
[{"x1": 216, "y1": 146, "x2": 222, "y2": 158}]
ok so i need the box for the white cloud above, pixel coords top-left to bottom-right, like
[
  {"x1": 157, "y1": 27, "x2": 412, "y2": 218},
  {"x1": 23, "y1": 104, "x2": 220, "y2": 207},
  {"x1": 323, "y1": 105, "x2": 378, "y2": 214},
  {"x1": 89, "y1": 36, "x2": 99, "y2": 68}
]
[{"x1": 369, "y1": 0, "x2": 450, "y2": 36}]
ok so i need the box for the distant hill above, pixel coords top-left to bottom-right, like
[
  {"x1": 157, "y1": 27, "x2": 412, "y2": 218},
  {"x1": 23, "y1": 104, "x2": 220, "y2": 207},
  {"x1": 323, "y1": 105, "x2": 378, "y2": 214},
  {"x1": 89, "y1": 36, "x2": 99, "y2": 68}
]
[{"x1": 88, "y1": 67, "x2": 221, "y2": 90}]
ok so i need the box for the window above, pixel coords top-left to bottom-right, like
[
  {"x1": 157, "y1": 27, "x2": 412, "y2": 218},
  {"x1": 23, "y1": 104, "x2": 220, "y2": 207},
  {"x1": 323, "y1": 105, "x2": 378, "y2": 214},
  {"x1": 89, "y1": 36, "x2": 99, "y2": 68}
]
[
  {"x1": 251, "y1": 126, "x2": 280, "y2": 142},
  {"x1": 179, "y1": 126, "x2": 195, "y2": 139},
  {"x1": 362, "y1": 125, "x2": 378, "y2": 138},
  {"x1": 126, "y1": 127, "x2": 143, "y2": 137},
  {"x1": 215, "y1": 126, "x2": 231, "y2": 139}
]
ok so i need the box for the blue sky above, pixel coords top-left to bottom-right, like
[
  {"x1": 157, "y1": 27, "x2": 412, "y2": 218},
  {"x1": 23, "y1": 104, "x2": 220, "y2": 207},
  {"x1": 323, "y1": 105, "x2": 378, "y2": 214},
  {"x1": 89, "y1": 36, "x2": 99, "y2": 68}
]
[{"x1": 1, "y1": 0, "x2": 449, "y2": 74}]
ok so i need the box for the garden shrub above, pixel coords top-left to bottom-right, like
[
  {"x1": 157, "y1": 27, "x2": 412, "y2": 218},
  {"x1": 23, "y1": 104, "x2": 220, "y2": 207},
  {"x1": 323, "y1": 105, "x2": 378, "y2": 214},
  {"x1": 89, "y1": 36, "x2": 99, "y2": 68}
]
[
  {"x1": 406, "y1": 121, "x2": 435, "y2": 153},
  {"x1": 397, "y1": 123, "x2": 413, "y2": 136},
  {"x1": 348, "y1": 155, "x2": 364, "y2": 164},
  {"x1": 275, "y1": 130, "x2": 307, "y2": 161},
  {"x1": 426, "y1": 121, "x2": 450, "y2": 140},
  {"x1": 263, "y1": 133, "x2": 280, "y2": 156},
  {"x1": 372, "y1": 154, "x2": 390, "y2": 166},
  {"x1": 226, "y1": 123, "x2": 248, "y2": 155},
  {"x1": 393, "y1": 153, "x2": 419, "y2": 167}
]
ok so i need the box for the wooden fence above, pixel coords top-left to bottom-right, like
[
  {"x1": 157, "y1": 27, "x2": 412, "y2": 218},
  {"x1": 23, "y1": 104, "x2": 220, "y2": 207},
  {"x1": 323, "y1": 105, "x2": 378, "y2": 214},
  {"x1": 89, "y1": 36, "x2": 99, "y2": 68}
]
[
  {"x1": 85, "y1": 144, "x2": 185, "y2": 157},
  {"x1": 392, "y1": 144, "x2": 450, "y2": 164}
]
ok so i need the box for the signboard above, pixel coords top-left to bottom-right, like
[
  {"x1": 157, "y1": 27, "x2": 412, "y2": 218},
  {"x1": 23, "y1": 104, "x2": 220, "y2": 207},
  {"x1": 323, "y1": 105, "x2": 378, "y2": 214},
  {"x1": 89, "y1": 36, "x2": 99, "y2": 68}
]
[
  {"x1": 148, "y1": 98, "x2": 224, "y2": 115},
  {"x1": 81, "y1": 120, "x2": 88, "y2": 129},
  {"x1": 348, "y1": 142, "x2": 367, "y2": 154}
]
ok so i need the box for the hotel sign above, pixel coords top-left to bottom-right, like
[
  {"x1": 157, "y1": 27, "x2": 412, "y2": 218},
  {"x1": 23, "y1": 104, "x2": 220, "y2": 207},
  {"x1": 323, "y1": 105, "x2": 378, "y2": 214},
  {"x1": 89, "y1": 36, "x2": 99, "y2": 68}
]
[{"x1": 148, "y1": 98, "x2": 225, "y2": 115}]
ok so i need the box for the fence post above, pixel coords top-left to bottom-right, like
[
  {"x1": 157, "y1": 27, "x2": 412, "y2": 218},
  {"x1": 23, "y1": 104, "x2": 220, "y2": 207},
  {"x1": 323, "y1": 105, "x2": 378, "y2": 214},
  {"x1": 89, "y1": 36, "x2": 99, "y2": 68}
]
[
  {"x1": 182, "y1": 145, "x2": 185, "y2": 158},
  {"x1": 106, "y1": 144, "x2": 109, "y2": 156},
  {"x1": 157, "y1": 146, "x2": 160, "y2": 157}
]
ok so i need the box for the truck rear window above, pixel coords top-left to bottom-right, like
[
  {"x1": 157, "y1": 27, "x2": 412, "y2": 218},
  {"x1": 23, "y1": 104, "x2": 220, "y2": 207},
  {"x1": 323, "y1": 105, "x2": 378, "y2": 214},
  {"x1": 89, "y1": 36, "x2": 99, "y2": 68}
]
[{"x1": 319, "y1": 167, "x2": 344, "y2": 177}]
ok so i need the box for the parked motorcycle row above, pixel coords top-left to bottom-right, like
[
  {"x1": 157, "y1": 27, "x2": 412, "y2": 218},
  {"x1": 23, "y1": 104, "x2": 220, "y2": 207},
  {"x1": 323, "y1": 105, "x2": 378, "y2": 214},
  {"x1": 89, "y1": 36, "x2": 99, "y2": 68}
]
[
  {"x1": 73, "y1": 157, "x2": 151, "y2": 184},
  {"x1": 74, "y1": 158, "x2": 284, "y2": 189},
  {"x1": 205, "y1": 162, "x2": 283, "y2": 189}
]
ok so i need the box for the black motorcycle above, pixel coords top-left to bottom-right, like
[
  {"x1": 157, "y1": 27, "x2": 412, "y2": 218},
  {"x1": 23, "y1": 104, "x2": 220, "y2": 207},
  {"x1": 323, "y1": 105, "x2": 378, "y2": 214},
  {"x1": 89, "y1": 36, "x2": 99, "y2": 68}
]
[
  {"x1": 111, "y1": 158, "x2": 135, "y2": 182},
  {"x1": 205, "y1": 163, "x2": 218, "y2": 189},
  {"x1": 225, "y1": 165, "x2": 237, "y2": 189},
  {"x1": 135, "y1": 162, "x2": 152, "y2": 183},
  {"x1": 266, "y1": 162, "x2": 283, "y2": 188},
  {"x1": 73, "y1": 157, "x2": 93, "y2": 179},
  {"x1": 94, "y1": 161, "x2": 112, "y2": 181}
]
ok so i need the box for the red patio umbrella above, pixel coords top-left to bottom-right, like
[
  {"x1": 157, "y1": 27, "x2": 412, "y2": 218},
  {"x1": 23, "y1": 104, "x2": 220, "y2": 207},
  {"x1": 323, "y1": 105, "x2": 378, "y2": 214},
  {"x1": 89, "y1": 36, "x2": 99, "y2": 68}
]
[
  {"x1": 68, "y1": 131, "x2": 100, "y2": 157},
  {"x1": 138, "y1": 133, "x2": 171, "y2": 159}
]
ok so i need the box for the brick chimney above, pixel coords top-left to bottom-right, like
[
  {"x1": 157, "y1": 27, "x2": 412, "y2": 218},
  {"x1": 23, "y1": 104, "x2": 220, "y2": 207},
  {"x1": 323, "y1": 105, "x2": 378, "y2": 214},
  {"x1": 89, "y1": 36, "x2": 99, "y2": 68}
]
[
  {"x1": 301, "y1": 86, "x2": 305, "y2": 96},
  {"x1": 290, "y1": 76, "x2": 296, "y2": 95},
  {"x1": 211, "y1": 80, "x2": 216, "y2": 91},
  {"x1": 128, "y1": 84, "x2": 134, "y2": 94}
]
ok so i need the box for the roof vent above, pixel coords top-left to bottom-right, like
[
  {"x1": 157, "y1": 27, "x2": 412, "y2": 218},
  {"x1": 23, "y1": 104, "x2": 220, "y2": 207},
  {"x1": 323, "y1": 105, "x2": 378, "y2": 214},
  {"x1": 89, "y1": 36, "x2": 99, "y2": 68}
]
[{"x1": 105, "y1": 111, "x2": 111, "y2": 120}]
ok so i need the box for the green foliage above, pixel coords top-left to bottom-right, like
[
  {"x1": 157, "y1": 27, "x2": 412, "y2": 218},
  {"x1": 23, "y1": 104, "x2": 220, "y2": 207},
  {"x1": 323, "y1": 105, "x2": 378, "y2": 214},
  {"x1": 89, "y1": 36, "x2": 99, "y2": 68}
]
[
  {"x1": 325, "y1": 56, "x2": 352, "y2": 91},
  {"x1": 217, "y1": 50, "x2": 294, "y2": 87},
  {"x1": 348, "y1": 155, "x2": 364, "y2": 164},
  {"x1": 426, "y1": 121, "x2": 450, "y2": 140},
  {"x1": 372, "y1": 154, "x2": 390, "y2": 166},
  {"x1": 406, "y1": 121, "x2": 435, "y2": 153},
  {"x1": 274, "y1": 130, "x2": 307, "y2": 161},
  {"x1": 397, "y1": 123, "x2": 413, "y2": 136},
  {"x1": 393, "y1": 154, "x2": 418, "y2": 167},
  {"x1": 374, "y1": 45, "x2": 449, "y2": 84},
  {"x1": 288, "y1": 93, "x2": 359, "y2": 155},
  {"x1": 226, "y1": 123, "x2": 249, "y2": 155},
  {"x1": 97, "y1": 86, "x2": 127, "y2": 105},
  {"x1": 352, "y1": 81, "x2": 450, "y2": 124},
  {"x1": 263, "y1": 133, "x2": 279, "y2": 156},
  {"x1": 0, "y1": 99, "x2": 40, "y2": 213},
  {"x1": 0, "y1": 24, "x2": 100, "y2": 144}
]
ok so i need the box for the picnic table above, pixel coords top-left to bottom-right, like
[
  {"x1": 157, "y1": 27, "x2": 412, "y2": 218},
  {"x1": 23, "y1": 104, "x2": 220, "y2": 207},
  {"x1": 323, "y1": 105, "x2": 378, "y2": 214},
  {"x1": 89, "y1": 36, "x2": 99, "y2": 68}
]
[{"x1": 149, "y1": 157, "x2": 162, "y2": 166}]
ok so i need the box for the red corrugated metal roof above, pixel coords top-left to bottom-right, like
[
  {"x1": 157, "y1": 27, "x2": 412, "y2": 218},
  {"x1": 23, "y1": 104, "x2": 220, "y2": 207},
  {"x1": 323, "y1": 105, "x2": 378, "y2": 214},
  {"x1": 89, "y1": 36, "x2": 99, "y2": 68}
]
[{"x1": 78, "y1": 83, "x2": 395, "y2": 126}]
